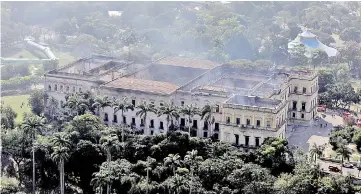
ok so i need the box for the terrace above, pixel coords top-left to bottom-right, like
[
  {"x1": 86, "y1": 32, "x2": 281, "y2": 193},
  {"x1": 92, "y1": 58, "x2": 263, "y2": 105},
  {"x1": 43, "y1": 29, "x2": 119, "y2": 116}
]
[{"x1": 226, "y1": 95, "x2": 282, "y2": 109}]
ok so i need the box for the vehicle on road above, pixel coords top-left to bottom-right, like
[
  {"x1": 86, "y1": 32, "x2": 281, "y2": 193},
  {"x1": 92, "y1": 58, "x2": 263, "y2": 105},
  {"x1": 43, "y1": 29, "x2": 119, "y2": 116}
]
[
  {"x1": 343, "y1": 162, "x2": 354, "y2": 168},
  {"x1": 328, "y1": 166, "x2": 342, "y2": 172}
]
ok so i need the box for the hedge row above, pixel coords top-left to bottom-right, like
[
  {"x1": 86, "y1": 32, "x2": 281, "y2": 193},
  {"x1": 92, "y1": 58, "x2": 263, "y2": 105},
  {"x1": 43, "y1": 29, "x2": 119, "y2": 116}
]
[{"x1": 1, "y1": 76, "x2": 43, "y2": 91}]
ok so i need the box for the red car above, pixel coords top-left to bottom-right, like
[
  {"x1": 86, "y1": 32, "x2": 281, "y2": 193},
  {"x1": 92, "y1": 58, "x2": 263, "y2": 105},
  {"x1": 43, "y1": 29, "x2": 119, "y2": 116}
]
[
  {"x1": 317, "y1": 105, "x2": 326, "y2": 112},
  {"x1": 328, "y1": 166, "x2": 341, "y2": 173}
]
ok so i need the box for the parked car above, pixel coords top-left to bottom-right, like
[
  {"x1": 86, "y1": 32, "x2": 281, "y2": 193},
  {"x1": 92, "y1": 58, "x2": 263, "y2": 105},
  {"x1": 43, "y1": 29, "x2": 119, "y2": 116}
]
[
  {"x1": 328, "y1": 166, "x2": 342, "y2": 172},
  {"x1": 343, "y1": 162, "x2": 354, "y2": 169}
]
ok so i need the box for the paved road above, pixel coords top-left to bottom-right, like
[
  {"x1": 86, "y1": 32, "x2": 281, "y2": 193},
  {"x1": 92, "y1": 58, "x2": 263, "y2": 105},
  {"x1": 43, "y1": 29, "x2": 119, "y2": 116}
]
[{"x1": 319, "y1": 160, "x2": 360, "y2": 177}]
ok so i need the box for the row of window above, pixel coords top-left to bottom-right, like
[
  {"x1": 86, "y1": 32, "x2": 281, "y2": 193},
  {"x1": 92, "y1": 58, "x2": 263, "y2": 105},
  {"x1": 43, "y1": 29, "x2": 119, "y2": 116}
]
[
  {"x1": 292, "y1": 101, "x2": 307, "y2": 111},
  {"x1": 234, "y1": 134, "x2": 261, "y2": 147},
  {"x1": 104, "y1": 113, "x2": 220, "y2": 131},
  {"x1": 225, "y1": 116, "x2": 274, "y2": 128},
  {"x1": 291, "y1": 85, "x2": 315, "y2": 94},
  {"x1": 292, "y1": 112, "x2": 305, "y2": 119},
  {"x1": 48, "y1": 84, "x2": 82, "y2": 93}
]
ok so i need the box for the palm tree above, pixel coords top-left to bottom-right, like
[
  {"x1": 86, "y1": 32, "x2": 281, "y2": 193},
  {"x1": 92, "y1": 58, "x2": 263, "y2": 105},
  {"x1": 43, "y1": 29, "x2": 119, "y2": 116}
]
[
  {"x1": 66, "y1": 94, "x2": 89, "y2": 115},
  {"x1": 50, "y1": 133, "x2": 71, "y2": 194},
  {"x1": 172, "y1": 174, "x2": 188, "y2": 194},
  {"x1": 309, "y1": 143, "x2": 325, "y2": 163},
  {"x1": 145, "y1": 157, "x2": 156, "y2": 183},
  {"x1": 184, "y1": 150, "x2": 203, "y2": 194},
  {"x1": 113, "y1": 97, "x2": 134, "y2": 142},
  {"x1": 336, "y1": 144, "x2": 352, "y2": 171},
  {"x1": 180, "y1": 104, "x2": 200, "y2": 137},
  {"x1": 100, "y1": 134, "x2": 121, "y2": 162},
  {"x1": 136, "y1": 101, "x2": 157, "y2": 135},
  {"x1": 184, "y1": 150, "x2": 203, "y2": 174},
  {"x1": 93, "y1": 96, "x2": 113, "y2": 115},
  {"x1": 91, "y1": 162, "x2": 113, "y2": 194},
  {"x1": 158, "y1": 102, "x2": 179, "y2": 132},
  {"x1": 201, "y1": 104, "x2": 215, "y2": 138},
  {"x1": 47, "y1": 97, "x2": 59, "y2": 120},
  {"x1": 51, "y1": 146, "x2": 70, "y2": 194},
  {"x1": 164, "y1": 154, "x2": 181, "y2": 175},
  {"x1": 21, "y1": 115, "x2": 46, "y2": 194},
  {"x1": 162, "y1": 173, "x2": 188, "y2": 194},
  {"x1": 100, "y1": 134, "x2": 120, "y2": 194}
]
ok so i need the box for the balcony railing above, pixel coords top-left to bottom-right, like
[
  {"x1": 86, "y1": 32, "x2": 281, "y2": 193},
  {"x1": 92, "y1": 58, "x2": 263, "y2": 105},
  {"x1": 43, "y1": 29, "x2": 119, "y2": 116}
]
[
  {"x1": 223, "y1": 100, "x2": 287, "y2": 113},
  {"x1": 290, "y1": 86, "x2": 319, "y2": 96},
  {"x1": 220, "y1": 121, "x2": 286, "y2": 131}
]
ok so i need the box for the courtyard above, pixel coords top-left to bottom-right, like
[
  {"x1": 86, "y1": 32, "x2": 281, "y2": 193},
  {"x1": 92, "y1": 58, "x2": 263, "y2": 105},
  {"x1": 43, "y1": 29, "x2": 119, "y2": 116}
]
[
  {"x1": 286, "y1": 110, "x2": 342, "y2": 151},
  {"x1": 287, "y1": 110, "x2": 361, "y2": 177}
]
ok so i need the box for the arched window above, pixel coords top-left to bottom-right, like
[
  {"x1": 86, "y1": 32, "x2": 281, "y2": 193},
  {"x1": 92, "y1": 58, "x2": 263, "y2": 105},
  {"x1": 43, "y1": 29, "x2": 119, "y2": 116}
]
[
  {"x1": 55, "y1": 84, "x2": 58, "y2": 91},
  {"x1": 48, "y1": 85, "x2": 52, "y2": 91}
]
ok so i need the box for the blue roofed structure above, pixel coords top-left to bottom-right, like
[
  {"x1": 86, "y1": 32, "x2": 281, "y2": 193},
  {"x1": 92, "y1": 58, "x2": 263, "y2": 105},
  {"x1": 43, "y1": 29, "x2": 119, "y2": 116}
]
[{"x1": 288, "y1": 30, "x2": 338, "y2": 58}]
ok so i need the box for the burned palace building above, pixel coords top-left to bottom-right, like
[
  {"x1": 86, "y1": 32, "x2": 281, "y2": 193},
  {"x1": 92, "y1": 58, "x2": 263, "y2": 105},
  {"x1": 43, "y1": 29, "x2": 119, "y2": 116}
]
[{"x1": 45, "y1": 56, "x2": 318, "y2": 148}]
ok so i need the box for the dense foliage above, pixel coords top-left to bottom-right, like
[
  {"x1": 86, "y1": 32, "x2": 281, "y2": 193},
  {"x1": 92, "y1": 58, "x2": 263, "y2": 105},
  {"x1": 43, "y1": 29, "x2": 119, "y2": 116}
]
[
  {"x1": 0, "y1": 76, "x2": 42, "y2": 91},
  {"x1": 2, "y1": 2, "x2": 361, "y2": 65},
  {"x1": 2, "y1": 2, "x2": 361, "y2": 193},
  {"x1": 1, "y1": 92, "x2": 360, "y2": 194}
]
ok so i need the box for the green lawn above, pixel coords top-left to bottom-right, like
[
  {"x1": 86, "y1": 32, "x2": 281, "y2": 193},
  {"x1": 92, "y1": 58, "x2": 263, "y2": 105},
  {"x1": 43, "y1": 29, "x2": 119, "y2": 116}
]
[
  {"x1": 52, "y1": 51, "x2": 77, "y2": 67},
  {"x1": 2, "y1": 95, "x2": 31, "y2": 124},
  {"x1": 9, "y1": 49, "x2": 38, "y2": 59},
  {"x1": 5, "y1": 47, "x2": 76, "y2": 67}
]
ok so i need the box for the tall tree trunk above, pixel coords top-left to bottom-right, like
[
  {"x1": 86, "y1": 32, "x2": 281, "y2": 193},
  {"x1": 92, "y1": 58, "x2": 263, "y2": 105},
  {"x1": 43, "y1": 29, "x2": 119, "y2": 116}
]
[
  {"x1": 106, "y1": 151, "x2": 111, "y2": 194},
  {"x1": 62, "y1": 160, "x2": 65, "y2": 194},
  {"x1": 188, "y1": 117, "x2": 191, "y2": 138},
  {"x1": 107, "y1": 150, "x2": 111, "y2": 162},
  {"x1": 59, "y1": 162, "x2": 62, "y2": 194},
  {"x1": 189, "y1": 170, "x2": 193, "y2": 194},
  {"x1": 144, "y1": 117, "x2": 148, "y2": 135},
  {"x1": 106, "y1": 183, "x2": 110, "y2": 194},
  {"x1": 32, "y1": 143, "x2": 36, "y2": 194},
  {"x1": 121, "y1": 110, "x2": 125, "y2": 143},
  {"x1": 341, "y1": 156, "x2": 344, "y2": 172}
]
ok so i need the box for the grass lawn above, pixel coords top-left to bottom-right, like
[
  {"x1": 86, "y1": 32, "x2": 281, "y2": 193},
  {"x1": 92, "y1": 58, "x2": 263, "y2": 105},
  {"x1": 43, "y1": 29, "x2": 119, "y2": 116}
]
[
  {"x1": 9, "y1": 49, "x2": 38, "y2": 59},
  {"x1": 2, "y1": 95, "x2": 31, "y2": 124},
  {"x1": 52, "y1": 51, "x2": 77, "y2": 67}
]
